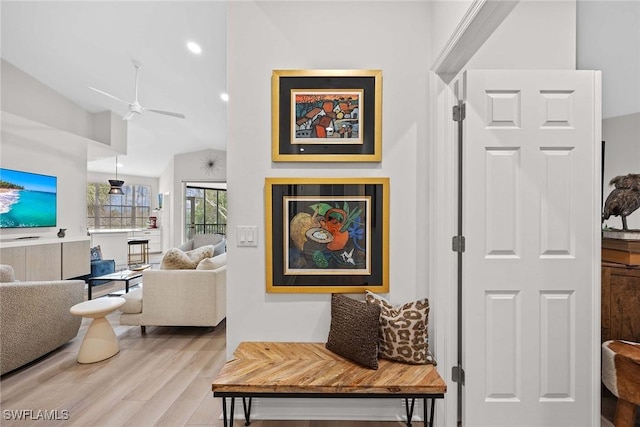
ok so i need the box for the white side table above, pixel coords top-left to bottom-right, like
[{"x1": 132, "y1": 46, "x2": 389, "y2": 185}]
[{"x1": 70, "y1": 297, "x2": 126, "y2": 364}]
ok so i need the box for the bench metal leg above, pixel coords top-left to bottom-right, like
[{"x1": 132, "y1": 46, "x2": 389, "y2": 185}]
[
  {"x1": 242, "y1": 397, "x2": 252, "y2": 425},
  {"x1": 404, "y1": 398, "x2": 416, "y2": 426},
  {"x1": 424, "y1": 397, "x2": 436, "y2": 427},
  {"x1": 221, "y1": 397, "x2": 235, "y2": 427}
]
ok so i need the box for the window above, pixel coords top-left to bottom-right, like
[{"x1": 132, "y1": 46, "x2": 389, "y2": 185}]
[
  {"x1": 87, "y1": 183, "x2": 151, "y2": 229},
  {"x1": 185, "y1": 186, "x2": 227, "y2": 238}
]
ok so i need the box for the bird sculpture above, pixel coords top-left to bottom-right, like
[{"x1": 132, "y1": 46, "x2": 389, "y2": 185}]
[{"x1": 603, "y1": 174, "x2": 640, "y2": 230}]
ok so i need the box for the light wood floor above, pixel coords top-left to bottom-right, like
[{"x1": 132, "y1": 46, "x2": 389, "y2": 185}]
[
  {"x1": 0, "y1": 308, "x2": 419, "y2": 426},
  {"x1": 0, "y1": 275, "x2": 616, "y2": 426}
]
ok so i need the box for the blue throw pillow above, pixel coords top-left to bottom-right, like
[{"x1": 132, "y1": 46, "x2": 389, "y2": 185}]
[{"x1": 90, "y1": 245, "x2": 103, "y2": 261}]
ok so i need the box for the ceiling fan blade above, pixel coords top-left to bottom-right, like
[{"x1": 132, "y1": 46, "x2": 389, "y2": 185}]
[
  {"x1": 145, "y1": 108, "x2": 186, "y2": 119},
  {"x1": 89, "y1": 86, "x2": 130, "y2": 105}
]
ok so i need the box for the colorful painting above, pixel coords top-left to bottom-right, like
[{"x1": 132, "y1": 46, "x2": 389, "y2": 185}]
[
  {"x1": 272, "y1": 69, "x2": 382, "y2": 162},
  {"x1": 284, "y1": 196, "x2": 370, "y2": 275},
  {"x1": 265, "y1": 177, "x2": 389, "y2": 294},
  {"x1": 291, "y1": 90, "x2": 363, "y2": 145}
]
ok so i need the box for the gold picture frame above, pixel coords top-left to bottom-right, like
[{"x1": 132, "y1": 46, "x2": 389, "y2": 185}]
[
  {"x1": 265, "y1": 177, "x2": 389, "y2": 293},
  {"x1": 272, "y1": 69, "x2": 382, "y2": 162}
]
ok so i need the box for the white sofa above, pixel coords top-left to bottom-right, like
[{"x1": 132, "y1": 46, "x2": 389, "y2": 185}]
[{"x1": 119, "y1": 253, "x2": 226, "y2": 332}]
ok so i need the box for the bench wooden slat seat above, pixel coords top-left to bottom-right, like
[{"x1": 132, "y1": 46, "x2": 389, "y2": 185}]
[{"x1": 212, "y1": 342, "x2": 446, "y2": 427}]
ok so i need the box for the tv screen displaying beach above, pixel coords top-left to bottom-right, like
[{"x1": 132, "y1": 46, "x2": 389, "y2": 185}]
[{"x1": 0, "y1": 168, "x2": 57, "y2": 228}]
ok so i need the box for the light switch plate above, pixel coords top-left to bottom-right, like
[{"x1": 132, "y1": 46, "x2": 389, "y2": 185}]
[{"x1": 237, "y1": 226, "x2": 258, "y2": 247}]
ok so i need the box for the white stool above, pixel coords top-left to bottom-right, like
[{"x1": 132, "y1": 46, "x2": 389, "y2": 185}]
[{"x1": 70, "y1": 297, "x2": 126, "y2": 364}]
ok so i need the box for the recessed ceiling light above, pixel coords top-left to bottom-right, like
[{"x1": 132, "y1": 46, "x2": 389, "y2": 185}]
[
  {"x1": 220, "y1": 93, "x2": 229, "y2": 102},
  {"x1": 187, "y1": 41, "x2": 202, "y2": 55}
]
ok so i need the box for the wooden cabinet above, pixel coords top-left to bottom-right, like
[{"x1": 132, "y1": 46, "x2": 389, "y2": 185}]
[
  {"x1": 0, "y1": 238, "x2": 89, "y2": 281},
  {"x1": 602, "y1": 262, "x2": 640, "y2": 343},
  {"x1": 62, "y1": 240, "x2": 90, "y2": 279},
  {"x1": 26, "y1": 243, "x2": 61, "y2": 281}
]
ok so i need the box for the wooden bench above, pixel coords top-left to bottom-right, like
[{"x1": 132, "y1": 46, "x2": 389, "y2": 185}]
[{"x1": 212, "y1": 342, "x2": 447, "y2": 427}]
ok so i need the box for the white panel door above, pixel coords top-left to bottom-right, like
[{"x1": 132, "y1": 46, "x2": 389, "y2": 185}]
[{"x1": 462, "y1": 70, "x2": 600, "y2": 427}]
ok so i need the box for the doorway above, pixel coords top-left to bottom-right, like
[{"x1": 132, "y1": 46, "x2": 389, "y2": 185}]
[{"x1": 184, "y1": 182, "x2": 227, "y2": 241}]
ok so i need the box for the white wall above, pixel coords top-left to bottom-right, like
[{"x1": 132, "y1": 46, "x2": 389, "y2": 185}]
[
  {"x1": 0, "y1": 59, "x2": 128, "y2": 242},
  {"x1": 1, "y1": 126, "x2": 88, "y2": 240},
  {"x1": 577, "y1": 1, "x2": 640, "y2": 229},
  {"x1": 1, "y1": 59, "x2": 94, "y2": 139},
  {"x1": 577, "y1": 0, "x2": 640, "y2": 120},
  {"x1": 160, "y1": 149, "x2": 227, "y2": 248},
  {"x1": 227, "y1": 1, "x2": 431, "y2": 420},
  {"x1": 429, "y1": 0, "x2": 474, "y2": 58},
  {"x1": 466, "y1": 0, "x2": 576, "y2": 70},
  {"x1": 602, "y1": 113, "x2": 640, "y2": 230}
]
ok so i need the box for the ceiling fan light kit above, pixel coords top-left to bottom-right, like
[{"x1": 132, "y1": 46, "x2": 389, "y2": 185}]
[{"x1": 89, "y1": 62, "x2": 186, "y2": 121}]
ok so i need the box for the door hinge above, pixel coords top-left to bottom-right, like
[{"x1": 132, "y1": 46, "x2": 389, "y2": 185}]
[
  {"x1": 452, "y1": 103, "x2": 466, "y2": 122},
  {"x1": 452, "y1": 365, "x2": 465, "y2": 385},
  {"x1": 452, "y1": 235, "x2": 465, "y2": 253}
]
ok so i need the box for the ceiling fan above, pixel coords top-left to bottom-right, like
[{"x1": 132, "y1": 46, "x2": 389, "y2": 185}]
[{"x1": 89, "y1": 62, "x2": 186, "y2": 121}]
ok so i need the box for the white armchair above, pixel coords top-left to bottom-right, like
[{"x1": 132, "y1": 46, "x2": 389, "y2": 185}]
[
  {"x1": 178, "y1": 233, "x2": 226, "y2": 254},
  {"x1": 119, "y1": 255, "x2": 226, "y2": 332}
]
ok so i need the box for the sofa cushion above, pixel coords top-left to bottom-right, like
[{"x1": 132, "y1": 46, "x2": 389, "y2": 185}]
[
  {"x1": 365, "y1": 291, "x2": 434, "y2": 365},
  {"x1": 197, "y1": 252, "x2": 227, "y2": 270},
  {"x1": 213, "y1": 239, "x2": 226, "y2": 256},
  {"x1": 120, "y1": 288, "x2": 143, "y2": 314},
  {"x1": 326, "y1": 293, "x2": 380, "y2": 370},
  {"x1": 161, "y1": 245, "x2": 215, "y2": 270},
  {"x1": 0, "y1": 265, "x2": 16, "y2": 283},
  {"x1": 91, "y1": 259, "x2": 115, "y2": 277}
]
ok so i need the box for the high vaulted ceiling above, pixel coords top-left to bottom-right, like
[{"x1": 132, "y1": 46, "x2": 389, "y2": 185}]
[{"x1": 1, "y1": 1, "x2": 227, "y2": 178}]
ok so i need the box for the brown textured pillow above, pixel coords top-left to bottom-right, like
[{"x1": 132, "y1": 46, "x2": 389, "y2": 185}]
[
  {"x1": 326, "y1": 293, "x2": 381, "y2": 369},
  {"x1": 365, "y1": 291, "x2": 435, "y2": 365}
]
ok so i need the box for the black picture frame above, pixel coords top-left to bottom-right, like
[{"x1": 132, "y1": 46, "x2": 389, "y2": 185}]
[{"x1": 265, "y1": 177, "x2": 389, "y2": 293}]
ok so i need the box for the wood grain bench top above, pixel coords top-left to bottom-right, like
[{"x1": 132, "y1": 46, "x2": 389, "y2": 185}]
[{"x1": 212, "y1": 342, "x2": 447, "y2": 395}]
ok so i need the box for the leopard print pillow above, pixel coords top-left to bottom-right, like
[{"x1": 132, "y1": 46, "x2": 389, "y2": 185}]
[{"x1": 365, "y1": 291, "x2": 435, "y2": 365}]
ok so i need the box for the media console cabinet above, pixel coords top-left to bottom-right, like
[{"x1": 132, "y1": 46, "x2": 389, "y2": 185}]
[
  {"x1": 212, "y1": 342, "x2": 446, "y2": 427},
  {"x1": 0, "y1": 236, "x2": 90, "y2": 281}
]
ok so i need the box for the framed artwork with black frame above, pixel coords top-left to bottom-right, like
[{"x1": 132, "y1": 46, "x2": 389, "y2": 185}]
[
  {"x1": 265, "y1": 177, "x2": 389, "y2": 293},
  {"x1": 272, "y1": 69, "x2": 382, "y2": 162}
]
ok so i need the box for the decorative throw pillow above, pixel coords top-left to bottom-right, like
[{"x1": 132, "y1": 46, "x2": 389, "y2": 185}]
[
  {"x1": 90, "y1": 245, "x2": 103, "y2": 261},
  {"x1": 365, "y1": 291, "x2": 435, "y2": 365},
  {"x1": 160, "y1": 248, "x2": 195, "y2": 269},
  {"x1": 161, "y1": 245, "x2": 216, "y2": 269},
  {"x1": 196, "y1": 257, "x2": 216, "y2": 270},
  {"x1": 185, "y1": 244, "x2": 215, "y2": 263},
  {"x1": 326, "y1": 293, "x2": 381, "y2": 370},
  {"x1": 0, "y1": 264, "x2": 16, "y2": 283},
  {"x1": 197, "y1": 252, "x2": 227, "y2": 270}
]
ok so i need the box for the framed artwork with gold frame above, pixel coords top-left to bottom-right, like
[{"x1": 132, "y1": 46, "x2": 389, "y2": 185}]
[
  {"x1": 265, "y1": 177, "x2": 389, "y2": 293},
  {"x1": 271, "y1": 70, "x2": 382, "y2": 162}
]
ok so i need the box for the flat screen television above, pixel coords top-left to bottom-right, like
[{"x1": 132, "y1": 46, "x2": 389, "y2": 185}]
[{"x1": 0, "y1": 168, "x2": 57, "y2": 228}]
